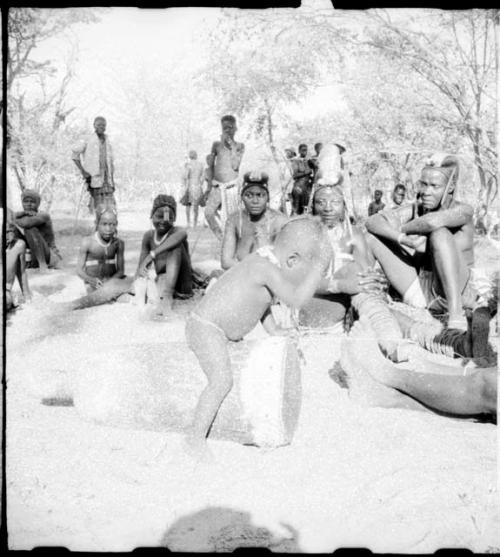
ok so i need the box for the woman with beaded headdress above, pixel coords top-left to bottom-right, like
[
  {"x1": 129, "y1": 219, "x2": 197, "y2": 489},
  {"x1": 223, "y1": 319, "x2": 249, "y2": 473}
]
[{"x1": 298, "y1": 144, "x2": 386, "y2": 329}]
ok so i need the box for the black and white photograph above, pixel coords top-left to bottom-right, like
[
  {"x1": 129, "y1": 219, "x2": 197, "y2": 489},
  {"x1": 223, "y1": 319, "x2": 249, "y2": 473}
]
[{"x1": 3, "y1": 1, "x2": 499, "y2": 552}]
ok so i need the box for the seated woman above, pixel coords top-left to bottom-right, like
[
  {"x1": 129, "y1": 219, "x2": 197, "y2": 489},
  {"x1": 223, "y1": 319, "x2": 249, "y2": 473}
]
[
  {"x1": 6, "y1": 212, "x2": 32, "y2": 312},
  {"x1": 135, "y1": 194, "x2": 193, "y2": 318},
  {"x1": 14, "y1": 189, "x2": 62, "y2": 270},
  {"x1": 221, "y1": 170, "x2": 288, "y2": 270},
  {"x1": 299, "y1": 172, "x2": 385, "y2": 329}
]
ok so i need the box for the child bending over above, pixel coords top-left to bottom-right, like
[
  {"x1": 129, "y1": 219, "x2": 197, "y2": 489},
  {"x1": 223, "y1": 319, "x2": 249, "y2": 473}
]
[{"x1": 185, "y1": 217, "x2": 332, "y2": 455}]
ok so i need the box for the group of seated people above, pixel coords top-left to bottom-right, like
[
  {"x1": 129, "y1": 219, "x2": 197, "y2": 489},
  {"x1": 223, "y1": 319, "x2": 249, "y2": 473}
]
[{"x1": 6, "y1": 146, "x2": 497, "y2": 456}]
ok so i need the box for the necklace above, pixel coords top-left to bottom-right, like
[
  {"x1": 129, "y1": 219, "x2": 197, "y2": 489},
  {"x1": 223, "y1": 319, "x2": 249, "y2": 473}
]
[
  {"x1": 95, "y1": 232, "x2": 112, "y2": 257},
  {"x1": 153, "y1": 228, "x2": 171, "y2": 246}
]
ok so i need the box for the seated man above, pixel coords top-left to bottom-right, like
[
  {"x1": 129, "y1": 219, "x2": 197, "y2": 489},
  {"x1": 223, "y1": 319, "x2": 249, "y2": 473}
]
[
  {"x1": 136, "y1": 194, "x2": 193, "y2": 317},
  {"x1": 365, "y1": 153, "x2": 474, "y2": 330},
  {"x1": 221, "y1": 171, "x2": 288, "y2": 270},
  {"x1": 14, "y1": 189, "x2": 62, "y2": 270},
  {"x1": 6, "y1": 213, "x2": 32, "y2": 312}
]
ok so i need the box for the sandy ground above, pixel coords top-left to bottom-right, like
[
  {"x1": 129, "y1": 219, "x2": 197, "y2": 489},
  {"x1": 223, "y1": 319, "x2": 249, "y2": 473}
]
[{"x1": 6, "y1": 210, "x2": 500, "y2": 552}]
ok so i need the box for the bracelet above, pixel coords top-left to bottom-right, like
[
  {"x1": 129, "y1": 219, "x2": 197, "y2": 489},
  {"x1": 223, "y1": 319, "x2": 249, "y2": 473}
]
[{"x1": 150, "y1": 250, "x2": 156, "y2": 259}]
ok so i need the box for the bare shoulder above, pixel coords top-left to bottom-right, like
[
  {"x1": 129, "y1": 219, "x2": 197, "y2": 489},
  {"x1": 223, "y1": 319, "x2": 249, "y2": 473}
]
[
  {"x1": 450, "y1": 200, "x2": 474, "y2": 218},
  {"x1": 269, "y1": 209, "x2": 288, "y2": 227}
]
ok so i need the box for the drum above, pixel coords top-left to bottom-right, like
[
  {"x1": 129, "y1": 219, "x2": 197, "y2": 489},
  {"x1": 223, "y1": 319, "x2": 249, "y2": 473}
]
[{"x1": 54, "y1": 336, "x2": 301, "y2": 448}]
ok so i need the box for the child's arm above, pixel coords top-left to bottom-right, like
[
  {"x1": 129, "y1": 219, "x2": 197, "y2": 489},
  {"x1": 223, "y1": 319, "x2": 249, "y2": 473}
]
[
  {"x1": 135, "y1": 232, "x2": 152, "y2": 278},
  {"x1": 221, "y1": 217, "x2": 239, "y2": 270},
  {"x1": 231, "y1": 142, "x2": 245, "y2": 172},
  {"x1": 137, "y1": 227, "x2": 188, "y2": 276},
  {"x1": 75, "y1": 238, "x2": 102, "y2": 289},
  {"x1": 111, "y1": 239, "x2": 126, "y2": 279},
  {"x1": 263, "y1": 261, "x2": 323, "y2": 309}
]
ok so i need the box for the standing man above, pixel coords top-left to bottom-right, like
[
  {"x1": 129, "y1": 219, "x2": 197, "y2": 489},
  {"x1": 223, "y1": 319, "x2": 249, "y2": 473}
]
[
  {"x1": 204, "y1": 115, "x2": 245, "y2": 241},
  {"x1": 368, "y1": 189, "x2": 385, "y2": 216},
  {"x1": 72, "y1": 116, "x2": 116, "y2": 215},
  {"x1": 291, "y1": 143, "x2": 312, "y2": 215},
  {"x1": 182, "y1": 150, "x2": 205, "y2": 228},
  {"x1": 308, "y1": 142, "x2": 323, "y2": 185}
]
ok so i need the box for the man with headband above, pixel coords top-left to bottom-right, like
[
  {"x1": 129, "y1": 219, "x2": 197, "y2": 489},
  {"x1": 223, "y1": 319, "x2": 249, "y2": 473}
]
[
  {"x1": 221, "y1": 170, "x2": 288, "y2": 270},
  {"x1": 72, "y1": 116, "x2": 117, "y2": 214},
  {"x1": 366, "y1": 154, "x2": 475, "y2": 330},
  {"x1": 14, "y1": 189, "x2": 62, "y2": 270}
]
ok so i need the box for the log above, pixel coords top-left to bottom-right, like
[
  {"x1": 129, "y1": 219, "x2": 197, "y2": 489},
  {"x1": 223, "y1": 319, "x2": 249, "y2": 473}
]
[{"x1": 40, "y1": 337, "x2": 302, "y2": 448}]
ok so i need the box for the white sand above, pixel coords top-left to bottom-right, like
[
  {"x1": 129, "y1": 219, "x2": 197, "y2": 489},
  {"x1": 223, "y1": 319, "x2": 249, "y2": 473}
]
[{"x1": 6, "y1": 223, "x2": 500, "y2": 552}]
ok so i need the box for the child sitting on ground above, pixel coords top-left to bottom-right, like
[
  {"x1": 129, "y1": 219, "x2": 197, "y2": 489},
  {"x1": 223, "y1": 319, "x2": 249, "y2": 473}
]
[
  {"x1": 185, "y1": 217, "x2": 332, "y2": 455},
  {"x1": 6, "y1": 215, "x2": 32, "y2": 311},
  {"x1": 135, "y1": 194, "x2": 193, "y2": 318},
  {"x1": 76, "y1": 208, "x2": 125, "y2": 292},
  {"x1": 68, "y1": 209, "x2": 135, "y2": 310}
]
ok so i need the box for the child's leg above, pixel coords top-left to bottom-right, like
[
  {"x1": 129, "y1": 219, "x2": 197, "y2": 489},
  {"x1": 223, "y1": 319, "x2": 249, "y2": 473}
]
[
  {"x1": 193, "y1": 202, "x2": 199, "y2": 228},
  {"x1": 204, "y1": 188, "x2": 223, "y2": 241},
  {"x1": 185, "y1": 204, "x2": 191, "y2": 227},
  {"x1": 71, "y1": 277, "x2": 133, "y2": 310},
  {"x1": 185, "y1": 315, "x2": 233, "y2": 444}
]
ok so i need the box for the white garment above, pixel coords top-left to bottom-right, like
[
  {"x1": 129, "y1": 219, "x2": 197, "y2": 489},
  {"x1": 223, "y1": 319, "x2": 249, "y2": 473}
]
[{"x1": 72, "y1": 133, "x2": 114, "y2": 188}]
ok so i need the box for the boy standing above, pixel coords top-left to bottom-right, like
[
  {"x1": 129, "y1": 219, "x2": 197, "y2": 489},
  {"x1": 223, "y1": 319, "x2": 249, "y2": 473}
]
[
  {"x1": 368, "y1": 189, "x2": 385, "y2": 216},
  {"x1": 182, "y1": 150, "x2": 205, "y2": 228},
  {"x1": 185, "y1": 217, "x2": 332, "y2": 455},
  {"x1": 204, "y1": 115, "x2": 245, "y2": 241},
  {"x1": 291, "y1": 144, "x2": 312, "y2": 215}
]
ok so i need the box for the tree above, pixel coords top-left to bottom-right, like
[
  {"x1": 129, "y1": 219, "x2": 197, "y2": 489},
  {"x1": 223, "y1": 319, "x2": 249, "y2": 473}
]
[
  {"x1": 7, "y1": 8, "x2": 99, "y2": 205},
  {"x1": 359, "y1": 9, "x2": 497, "y2": 224}
]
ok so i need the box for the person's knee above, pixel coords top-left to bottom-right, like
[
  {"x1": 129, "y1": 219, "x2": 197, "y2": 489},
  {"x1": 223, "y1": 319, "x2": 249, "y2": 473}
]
[
  {"x1": 210, "y1": 373, "x2": 233, "y2": 397},
  {"x1": 429, "y1": 227, "x2": 452, "y2": 246}
]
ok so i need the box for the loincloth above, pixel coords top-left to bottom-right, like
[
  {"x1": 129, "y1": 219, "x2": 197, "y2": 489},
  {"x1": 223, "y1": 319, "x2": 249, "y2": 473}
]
[{"x1": 403, "y1": 269, "x2": 475, "y2": 314}]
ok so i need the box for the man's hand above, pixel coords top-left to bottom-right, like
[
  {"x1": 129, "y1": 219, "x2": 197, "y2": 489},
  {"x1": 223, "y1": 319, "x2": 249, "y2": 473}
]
[{"x1": 399, "y1": 233, "x2": 426, "y2": 252}]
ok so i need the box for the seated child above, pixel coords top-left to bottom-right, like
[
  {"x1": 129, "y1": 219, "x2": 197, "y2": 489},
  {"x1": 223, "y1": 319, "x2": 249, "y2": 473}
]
[
  {"x1": 70, "y1": 208, "x2": 133, "y2": 310},
  {"x1": 135, "y1": 194, "x2": 193, "y2": 317},
  {"x1": 221, "y1": 170, "x2": 288, "y2": 270},
  {"x1": 14, "y1": 189, "x2": 62, "y2": 270},
  {"x1": 185, "y1": 217, "x2": 333, "y2": 454},
  {"x1": 6, "y1": 215, "x2": 32, "y2": 311}
]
